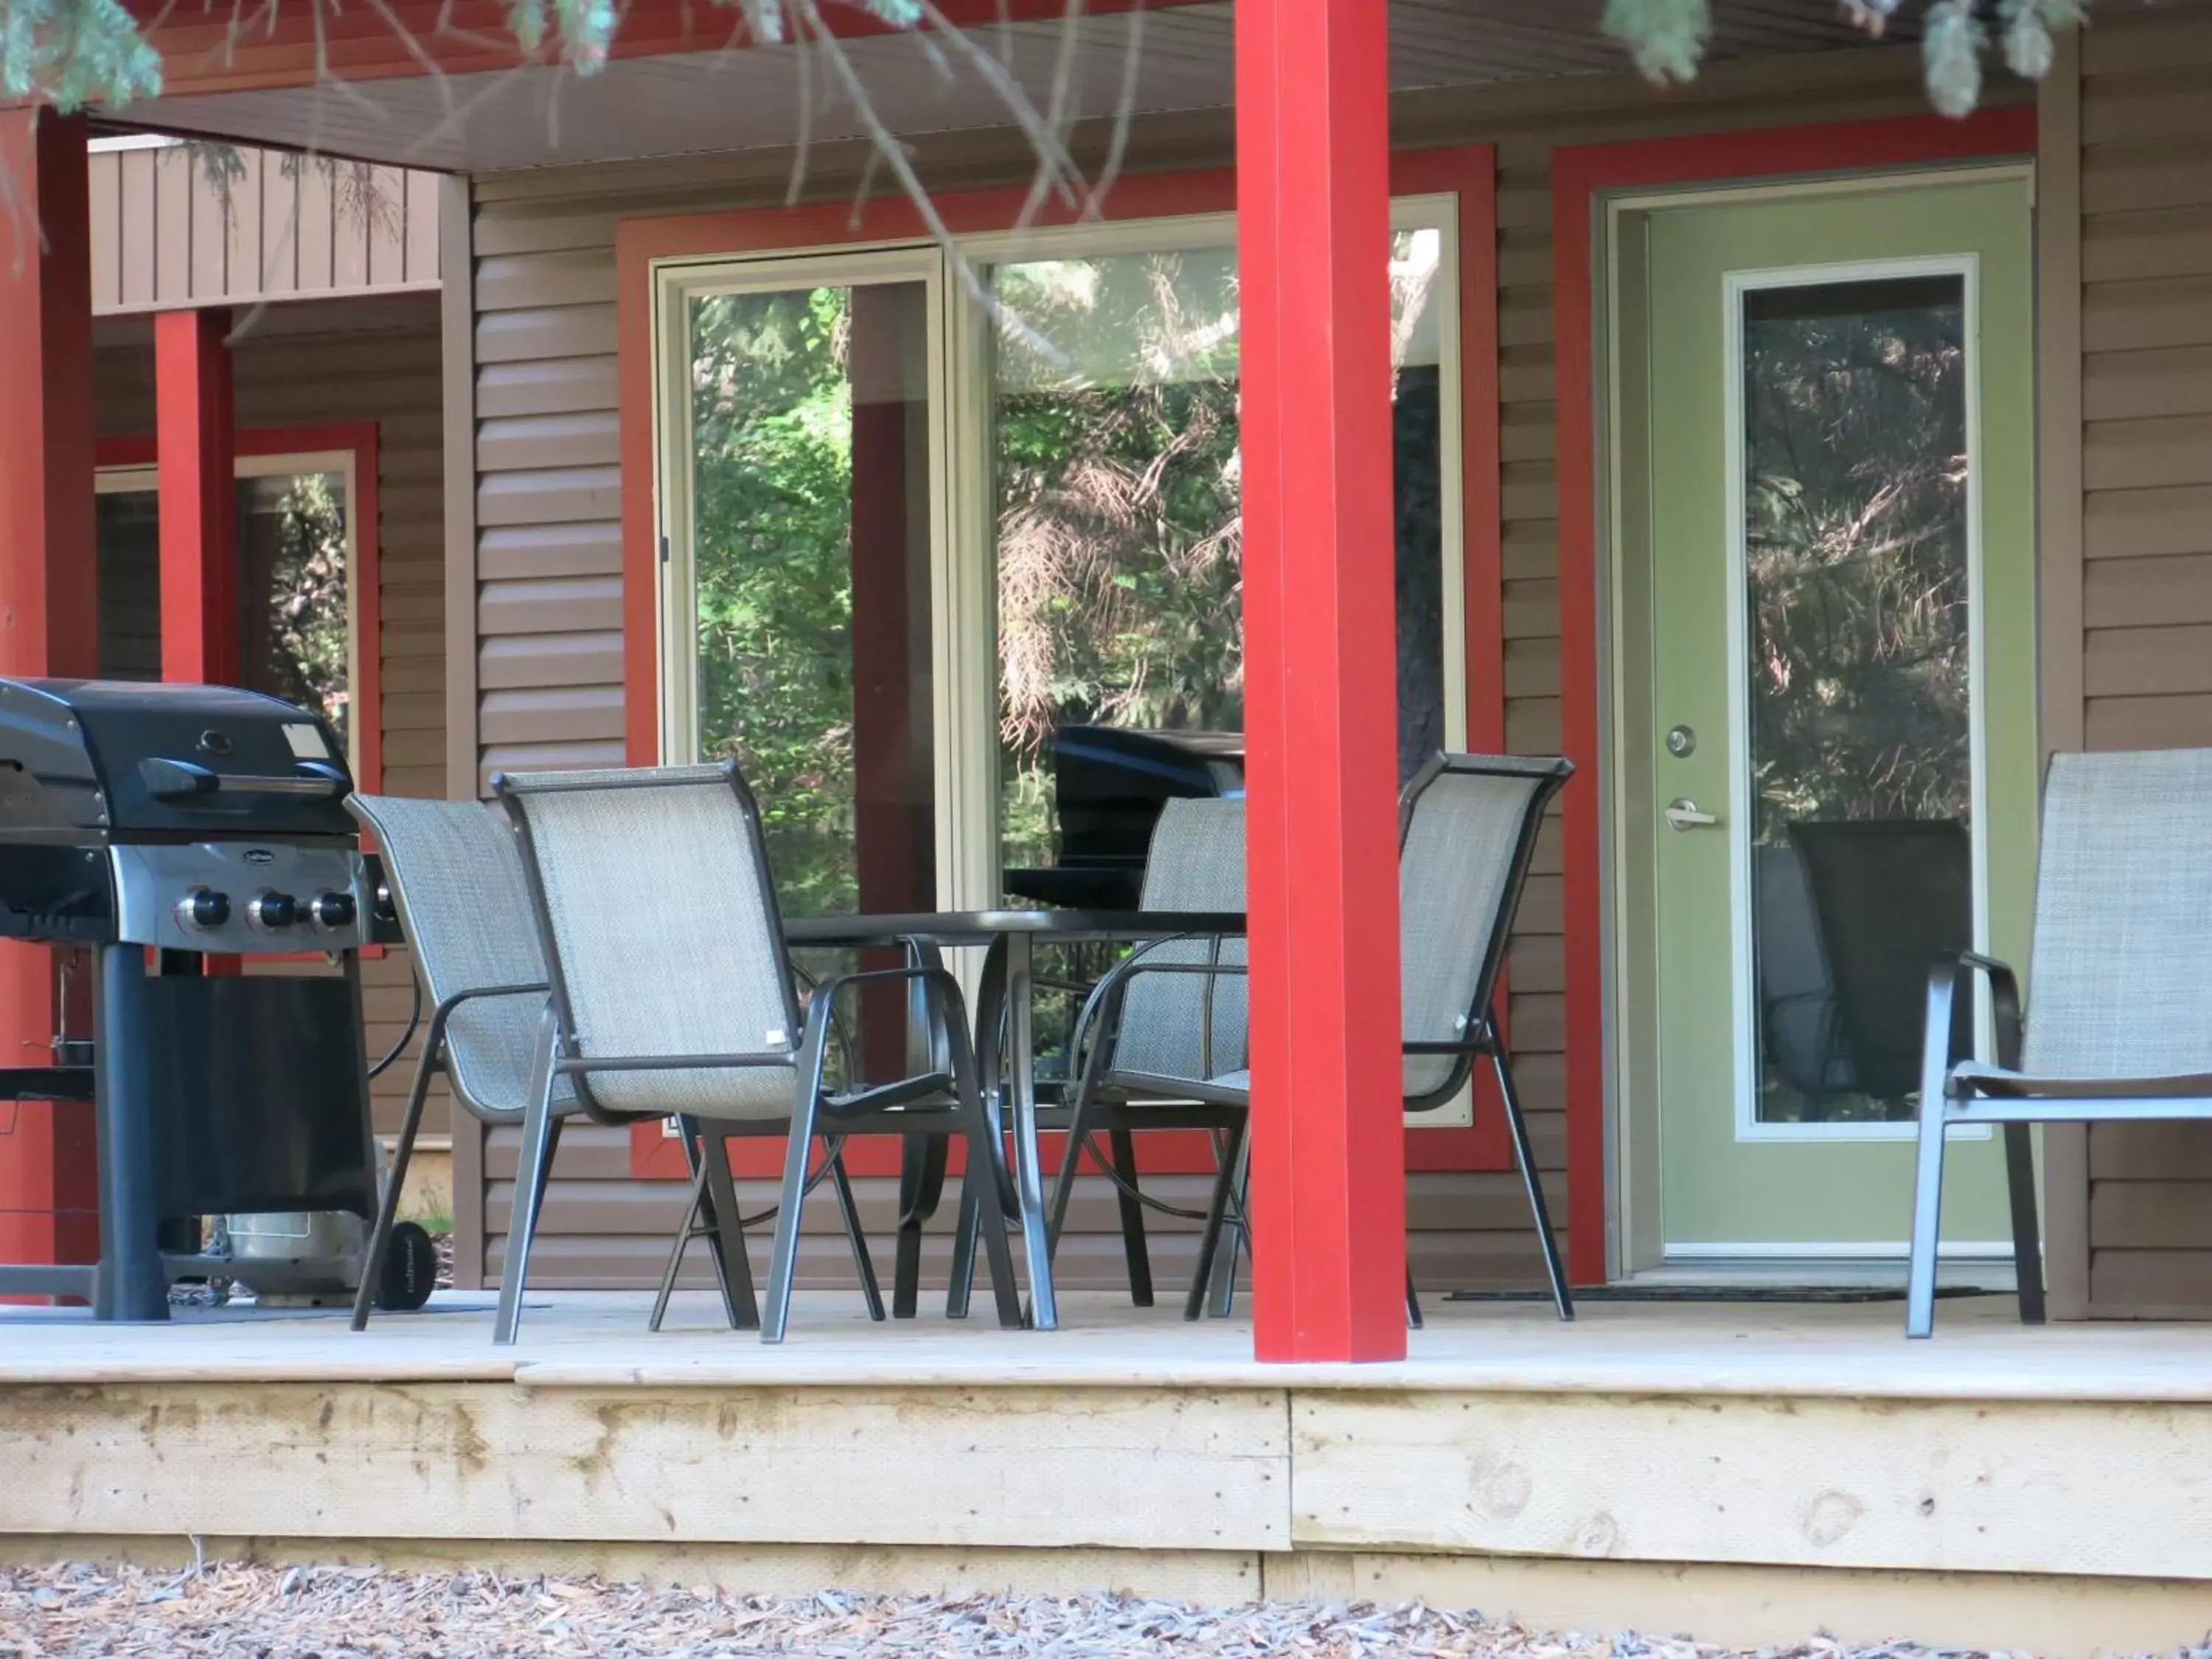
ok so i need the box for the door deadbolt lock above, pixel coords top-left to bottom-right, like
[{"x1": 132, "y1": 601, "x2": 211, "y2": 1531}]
[{"x1": 1665, "y1": 724, "x2": 1697, "y2": 758}]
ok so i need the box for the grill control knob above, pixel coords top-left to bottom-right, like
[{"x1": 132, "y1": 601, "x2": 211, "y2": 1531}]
[
  {"x1": 308, "y1": 890, "x2": 357, "y2": 931},
  {"x1": 175, "y1": 888, "x2": 231, "y2": 932},
  {"x1": 246, "y1": 891, "x2": 299, "y2": 932}
]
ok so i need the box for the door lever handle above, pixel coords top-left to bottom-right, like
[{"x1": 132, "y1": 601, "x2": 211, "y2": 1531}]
[{"x1": 1665, "y1": 798, "x2": 1721, "y2": 832}]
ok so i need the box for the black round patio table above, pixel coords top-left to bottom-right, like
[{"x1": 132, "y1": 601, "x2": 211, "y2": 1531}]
[{"x1": 782, "y1": 909, "x2": 1245, "y2": 1332}]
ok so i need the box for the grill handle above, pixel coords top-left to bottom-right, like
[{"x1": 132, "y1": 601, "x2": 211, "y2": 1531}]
[{"x1": 139, "y1": 757, "x2": 347, "y2": 800}]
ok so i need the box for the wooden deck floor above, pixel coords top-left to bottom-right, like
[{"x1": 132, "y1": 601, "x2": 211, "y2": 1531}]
[
  {"x1": 4, "y1": 1284, "x2": 2211, "y2": 1399},
  {"x1": 4, "y1": 1289, "x2": 2212, "y2": 1630}
]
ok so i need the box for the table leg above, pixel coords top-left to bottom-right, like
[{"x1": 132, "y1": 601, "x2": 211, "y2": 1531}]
[
  {"x1": 1006, "y1": 932, "x2": 1057, "y2": 1331},
  {"x1": 94, "y1": 942, "x2": 168, "y2": 1321},
  {"x1": 947, "y1": 935, "x2": 1010, "y2": 1320}
]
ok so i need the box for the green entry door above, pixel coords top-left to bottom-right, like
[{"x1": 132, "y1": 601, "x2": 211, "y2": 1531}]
[{"x1": 1641, "y1": 175, "x2": 2036, "y2": 1260}]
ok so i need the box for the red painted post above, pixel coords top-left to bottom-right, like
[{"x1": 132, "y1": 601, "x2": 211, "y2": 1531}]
[
  {"x1": 0, "y1": 109, "x2": 101, "y2": 1275},
  {"x1": 1236, "y1": 0, "x2": 1406, "y2": 1360},
  {"x1": 156, "y1": 307, "x2": 240, "y2": 687}
]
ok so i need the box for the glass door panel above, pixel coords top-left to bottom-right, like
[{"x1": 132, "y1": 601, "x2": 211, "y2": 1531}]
[
  {"x1": 984, "y1": 219, "x2": 1458, "y2": 902},
  {"x1": 1741, "y1": 276, "x2": 1972, "y2": 1126},
  {"x1": 678, "y1": 276, "x2": 938, "y2": 920}
]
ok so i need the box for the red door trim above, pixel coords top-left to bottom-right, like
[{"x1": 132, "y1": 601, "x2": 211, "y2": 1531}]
[
  {"x1": 1548, "y1": 107, "x2": 2037, "y2": 1286},
  {"x1": 617, "y1": 143, "x2": 1502, "y2": 1185}
]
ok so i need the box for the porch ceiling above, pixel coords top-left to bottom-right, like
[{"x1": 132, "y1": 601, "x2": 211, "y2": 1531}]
[{"x1": 111, "y1": 0, "x2": 1903, "y2": 174}]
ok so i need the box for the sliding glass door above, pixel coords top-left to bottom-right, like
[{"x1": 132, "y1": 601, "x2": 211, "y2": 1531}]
[{"x1": 653, "y1": 202, "x2": 1465, "y2": 932}]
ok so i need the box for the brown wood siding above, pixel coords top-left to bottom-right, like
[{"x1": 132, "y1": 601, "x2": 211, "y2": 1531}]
[
  {"x1": 88, "y1": 143, "x2": 440, "y2": 316},
  {"x1": 91, "y1": 294, "x2": 447, "y2": 1154},
  {"x1": 462, "y1": 44, "x2": 2003, "y2": 1298},
  {"x1": 2073, "y1": 0, "x2": 2212, "y2": 1316}
]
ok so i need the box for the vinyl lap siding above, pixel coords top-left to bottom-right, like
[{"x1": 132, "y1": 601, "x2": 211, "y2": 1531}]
[
  {"x1": 2074, "y1": 0, "x2": 2212, "y2": 1315},
  {"x1": 91, "y1": 294, "x2": 446, "y2": 1150}
]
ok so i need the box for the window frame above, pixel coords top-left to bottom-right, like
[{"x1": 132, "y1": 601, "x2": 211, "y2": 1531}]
[{"x1": 650, "y1": 198, "x2": 1468, "y2": 928}]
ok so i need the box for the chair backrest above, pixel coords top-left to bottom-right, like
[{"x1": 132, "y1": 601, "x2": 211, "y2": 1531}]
[
  {"x1": 1398, "y1": 754, "x2": 1572, "y2": 1104},
  {"x1": 1111, "y1": 796, "x2": 1249, "y2": 1082},
  {"x1": 2022, "y1": 748, "x2": 2212, "y2": 1079},
  {"x1": 345, "y1": 793, "x2": 568, "y2": 1120},
  {"x1": 493, "y1": 763, "x2": 803, "y2": 1121}
]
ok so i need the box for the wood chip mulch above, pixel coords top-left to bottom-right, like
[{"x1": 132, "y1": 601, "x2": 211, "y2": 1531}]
[{"x1": 0, "y1": 1559, "x2": 2101, "y2": 1659}]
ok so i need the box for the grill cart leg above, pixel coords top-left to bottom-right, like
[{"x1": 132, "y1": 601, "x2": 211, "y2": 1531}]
[{"x1": 94, "y1": 942, "x2": 169, "y2": 1321}]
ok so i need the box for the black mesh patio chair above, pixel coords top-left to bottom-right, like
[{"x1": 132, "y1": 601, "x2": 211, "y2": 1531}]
[
  {"x1": 1907, "y1": 748, "x2": 2212, "y2": 1338},
  {"x1": 347, "y1": 791, "x2": 884, "y2": 1338},
  {"x1": 1034, "y1": 796, "x2": 1250, "y2": 1309},
  {"x1": 491, "y1": 762, "x2": 1020, "y2": 1344},
  {"x1": 1048, "y1": 754, "x2": 1574, "y2": 1322}
]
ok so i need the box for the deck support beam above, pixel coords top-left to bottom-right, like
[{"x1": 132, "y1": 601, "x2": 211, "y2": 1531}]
[
  {"x1": 0, "y1": 109, "x2": 100, "y2": 1275},
  {"x1": 156, "y1": 307, "x2": 239, "y2": 686},
  {"x1": 1235, "y1": 0, "x2": 1406, "y2": 1360}
]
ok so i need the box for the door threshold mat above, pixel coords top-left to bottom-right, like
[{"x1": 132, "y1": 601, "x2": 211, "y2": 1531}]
[{"x1": 1444, "y1": 1284, "x2": 2001, "y2": 1304}]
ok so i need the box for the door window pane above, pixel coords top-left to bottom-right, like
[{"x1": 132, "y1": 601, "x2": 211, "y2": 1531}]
[
  {"x1": 1742, "y1": 275, "x2": 1972, "y2": 1124},
  {"x1": 989, "y1": 226, "x2": 1453, "y2": 901},
  {"x1": 684, "y1": 280, "x2": 936, "y2": 919}
]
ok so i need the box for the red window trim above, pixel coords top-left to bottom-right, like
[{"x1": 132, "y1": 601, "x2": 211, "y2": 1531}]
[
  {"x1": 1548, "y1": 107, "x2": 2038, "y2": 1286},
  {"x1": 615, "y1": 145, "x2": 1505, "y2": 1183}
]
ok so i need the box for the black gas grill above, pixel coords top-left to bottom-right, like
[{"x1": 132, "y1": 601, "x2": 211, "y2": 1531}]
[
  {"x1": 1003, "y1": 725, "x2": 1244, "y2": 909},
  {"x1": 0, "y1": 679, "x2": 385, "y2": 1320}
]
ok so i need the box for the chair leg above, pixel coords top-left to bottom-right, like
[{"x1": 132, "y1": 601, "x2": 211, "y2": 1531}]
[
  {"x1": 698, "y1": 1127, "x2": 759, "y2": 1331},
  {"x1": 947, "y1": 1091, "x2": 1003, "y2": 1321},
  {"x1": 946, "y1": 1183, "x2": 981, "y2": 1321},
  {"x1": 2003, "y1": 1121, "x2": 2045, "y2": 1326},
  {"x1": 1906, "y1": 1097, "x2": 1950, "y2": 1340},
  {"x1": 1207, "y1": 1128, "x2": 1251, "y2": 1319},
  {"x1": 1106, "y1": 1129, "x2": 1154, "y2": 1308},
  {"x1": 1493, "y1": 1045, "x2": 1572, "y2": 1321},
  {"x1": 1405, "y1": 1266, "x2": 1423, "y2": 1331},
  {"x1": 494, "y1": 1011, "x2": 561, "y2": 1346},
  {"x1": 893, "y1": 1133, "x2": 945, "y2": 1321},
  {"x1": 828, "y1": 1146, "x2": 886, "y2": 1322},
  {"x1": 1185, "y1": 1116, "x2": 1246, "y2": 1321},
  {"x1": 650, "y1": 1157, "x2": 713, "y2": 1334},
  {"x1": 1045, "y1": 1096, "x2": 1096, "y2": 1259},
  {"x1": 351, "y1": 1040, "x2": 437, "y2": 1332},
  {"x1": 762, "y1": 1093, "x2": 824, "y2": 1345},
  {"x1": 942, "y1": 1001, "x2": 1024, "y2": 1331}
]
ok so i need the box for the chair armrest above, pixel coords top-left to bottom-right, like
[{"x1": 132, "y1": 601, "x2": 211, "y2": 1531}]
[
  {"x1": 799, "y1": 964, "x2": 975, "y2": 1088},
  {"x1": 425, "y1": 980, "x2": 552, "y2": 1046},
  {"x1": 1072, "y1": 952, "x2": 1250, "y2": 1084},
  {"x1": 438, "y1": 979, "x2": 550, "y2": 1009},
  {"x1": 1923, "y1": 952, "x2": 2025, "y2": 1103}
]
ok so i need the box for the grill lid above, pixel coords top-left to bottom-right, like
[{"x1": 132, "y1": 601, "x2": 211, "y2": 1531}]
[{"x1": 0, "y1": 678, "x2": 355, "y2": 838}]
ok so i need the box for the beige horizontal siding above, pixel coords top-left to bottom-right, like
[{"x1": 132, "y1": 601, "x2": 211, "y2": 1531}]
[
  {"x1": 2076, "y1": 0, "x2": 2212, "y2": 1316},
  {"x1": 92, "y1": 293, "x2": 446, "y2": 1150},
  {"x1": 89, "y1": 144, "x2": 440, "y2": 316}
]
